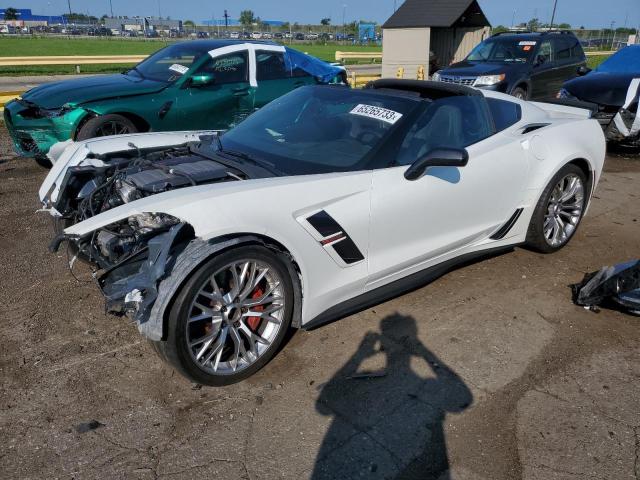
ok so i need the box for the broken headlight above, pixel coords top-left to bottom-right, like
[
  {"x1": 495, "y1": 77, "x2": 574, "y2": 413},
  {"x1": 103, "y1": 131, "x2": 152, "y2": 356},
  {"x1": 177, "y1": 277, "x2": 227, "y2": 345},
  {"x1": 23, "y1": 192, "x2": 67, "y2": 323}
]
[
  {"x1": 19, "y1": 103, "x2": 74, "y2": 119},
  {"x1": 128, "y1": 213, "x2": 181, "y2": 235},
  {"x1": 556, "y1": 88, "x2": 576, "y2": 100}
]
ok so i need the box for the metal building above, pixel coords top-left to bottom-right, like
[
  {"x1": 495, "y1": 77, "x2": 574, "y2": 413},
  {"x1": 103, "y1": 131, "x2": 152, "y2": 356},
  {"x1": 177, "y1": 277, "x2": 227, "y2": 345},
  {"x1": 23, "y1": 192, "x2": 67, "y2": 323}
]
[{"x1": 382, "y1": 0, "x2": 491, "y2": 78}]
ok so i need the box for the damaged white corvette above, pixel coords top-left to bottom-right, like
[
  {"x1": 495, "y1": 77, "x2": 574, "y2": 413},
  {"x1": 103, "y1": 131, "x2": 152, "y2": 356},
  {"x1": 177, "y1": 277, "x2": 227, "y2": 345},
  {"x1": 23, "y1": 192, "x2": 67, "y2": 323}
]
[{"x1": 39, "y1": 80, "x2": 606, "y2": 385}]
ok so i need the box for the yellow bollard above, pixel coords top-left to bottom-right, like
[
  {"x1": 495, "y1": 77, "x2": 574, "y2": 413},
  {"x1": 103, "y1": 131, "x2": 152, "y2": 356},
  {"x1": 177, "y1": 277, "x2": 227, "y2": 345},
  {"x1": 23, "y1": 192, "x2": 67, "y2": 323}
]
[
  {"x1": 350, "y1": 72, "x2": 356, "y2": 87},
  {"x1": 396, "y1": 66, "x2": 404, "y2": 79},
  {"x1": 417, "y1": 65, "x2": 425, "y2": 81}
]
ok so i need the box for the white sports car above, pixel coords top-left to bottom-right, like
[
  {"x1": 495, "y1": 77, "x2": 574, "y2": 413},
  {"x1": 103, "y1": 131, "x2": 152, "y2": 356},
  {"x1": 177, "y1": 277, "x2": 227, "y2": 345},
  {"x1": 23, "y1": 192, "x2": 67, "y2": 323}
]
[{"x1": 39, "y1": 80, "x2": 606, "y2": 385}]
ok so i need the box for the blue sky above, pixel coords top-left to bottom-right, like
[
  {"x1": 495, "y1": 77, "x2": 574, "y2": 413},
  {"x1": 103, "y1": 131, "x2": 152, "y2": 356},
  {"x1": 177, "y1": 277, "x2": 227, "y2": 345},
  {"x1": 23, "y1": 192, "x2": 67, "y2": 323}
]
[{"x1": 26, "y1": 0, "x2": 640, "y2": 29}]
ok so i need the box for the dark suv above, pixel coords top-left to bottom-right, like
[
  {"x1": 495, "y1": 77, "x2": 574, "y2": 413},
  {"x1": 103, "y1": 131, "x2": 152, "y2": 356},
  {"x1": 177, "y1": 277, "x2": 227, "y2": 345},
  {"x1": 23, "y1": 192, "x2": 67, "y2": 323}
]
[{"x1": 432, "y1": 31, "x2": 587, "y2": 100}]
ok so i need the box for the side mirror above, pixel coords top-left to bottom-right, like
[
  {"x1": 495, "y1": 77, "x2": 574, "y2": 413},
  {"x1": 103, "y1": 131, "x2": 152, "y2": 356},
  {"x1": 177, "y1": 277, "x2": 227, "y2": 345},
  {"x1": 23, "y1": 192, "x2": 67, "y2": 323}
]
[
  {"x1": 188, "y1": 73, "x2": 216, "y2": 87},
  {"x1": 576, "y1": 65, "x2": 591, "y2": 76},
  {"x1": 404, "y1": 148, "x2": 469, "y2": 181}
]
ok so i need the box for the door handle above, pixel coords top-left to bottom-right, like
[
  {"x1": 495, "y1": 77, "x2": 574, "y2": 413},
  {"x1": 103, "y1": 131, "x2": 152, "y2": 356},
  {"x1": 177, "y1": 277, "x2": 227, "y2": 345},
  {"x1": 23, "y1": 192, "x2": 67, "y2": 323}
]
[{"x1": 232, "y1": 87, "x2": 250, "y2": 97}]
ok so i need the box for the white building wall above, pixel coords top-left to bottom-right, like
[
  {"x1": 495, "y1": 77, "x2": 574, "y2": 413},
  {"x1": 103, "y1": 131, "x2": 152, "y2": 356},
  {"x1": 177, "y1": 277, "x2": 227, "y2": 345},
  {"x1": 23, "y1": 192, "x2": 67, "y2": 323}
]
[{"x1": 382, "y1": 27, "x2": 430, "y2": 79}]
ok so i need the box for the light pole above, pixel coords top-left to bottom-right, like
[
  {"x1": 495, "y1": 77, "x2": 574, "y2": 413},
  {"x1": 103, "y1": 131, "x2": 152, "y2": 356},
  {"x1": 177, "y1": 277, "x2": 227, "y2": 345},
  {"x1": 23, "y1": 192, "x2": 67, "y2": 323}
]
[
  {"x1": 549, "y1": 0, "x2": 558, "y2": 29},
  {"x1": 610, "y1": 21, "x2": 616, "y2": 49},
  {"x1": 109, "y1": 0, "x2": 113, "y2": 17},
  {"x1": 342, "y1": 4, "x2": 347, "y2": 43},
  {"x1": 67, "y1": 0, "x2": 72, "y2": 16},
  {"x1": 511, "y1": 10, "x2": 516, "y2": 29}
]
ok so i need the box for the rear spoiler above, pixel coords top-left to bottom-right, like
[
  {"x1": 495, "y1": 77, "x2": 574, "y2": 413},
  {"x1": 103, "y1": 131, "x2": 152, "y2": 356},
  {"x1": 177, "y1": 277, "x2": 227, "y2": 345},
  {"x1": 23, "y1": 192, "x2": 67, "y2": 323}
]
[{"x1": 534, "y1": 97, "x2": 599, "y2": 116}]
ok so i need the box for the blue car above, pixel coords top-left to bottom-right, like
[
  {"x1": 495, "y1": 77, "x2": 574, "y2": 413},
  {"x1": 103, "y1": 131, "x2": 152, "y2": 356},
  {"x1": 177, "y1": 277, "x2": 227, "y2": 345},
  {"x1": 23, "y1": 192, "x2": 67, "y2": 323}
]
[{"x1": 559, "y1": 45, "x2": 640, "y2": 145}]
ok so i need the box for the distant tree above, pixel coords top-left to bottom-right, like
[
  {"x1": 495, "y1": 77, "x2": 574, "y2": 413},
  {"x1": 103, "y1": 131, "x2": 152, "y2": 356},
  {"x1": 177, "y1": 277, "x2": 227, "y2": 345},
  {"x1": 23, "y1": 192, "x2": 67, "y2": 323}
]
[
  {"x1": 239, "y1": 10, "x2": 256, "y2": 28},
  {"x1": 526, "y1": 17, "x2": 540, "y2": 31},
  {"x1": 293, "y1": 22, "x2": 300, "y2": 30},
  {"x1": 492, "y1": 25, "x2": 509, "y2": 34},
  {"x1": 320, "y1": 17, "x2": 331, "y2": 26},
  {"x1": 557, "y1": 22, "x2": 571, "y2": 29},
  {"x1": 63, "y1": 13, "x2": 99, "y2": 24},
  {"x1": 4, "y1": 7, "x2": 18, "y2": 20},
  {"x1": 184, "y1": 20, "x2": 195, "y2": 30},
  {"x1": 281, "y1": 21, "x2": 290, "y2": 30}
]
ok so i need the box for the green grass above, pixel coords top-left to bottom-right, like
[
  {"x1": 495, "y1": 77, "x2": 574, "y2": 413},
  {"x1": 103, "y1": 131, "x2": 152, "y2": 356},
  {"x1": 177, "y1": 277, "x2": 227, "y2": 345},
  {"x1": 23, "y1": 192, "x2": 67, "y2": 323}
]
[
  {"x1": 587, "y1": 55, "x2": 610, "y2": 69},
  {"x1": 0, "y1": 36, "x2": 381, "y2": 76}
]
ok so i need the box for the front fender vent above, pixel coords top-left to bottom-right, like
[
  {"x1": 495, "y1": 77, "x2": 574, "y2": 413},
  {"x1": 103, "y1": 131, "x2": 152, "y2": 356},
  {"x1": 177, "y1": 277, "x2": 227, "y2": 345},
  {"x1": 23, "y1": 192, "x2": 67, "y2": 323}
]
[
  {"x1": 521, "y1": 123, "x2": 550, "y2": 134},
  {"x1": 491, "y1": 208, "x2": 524, "y2": 240}
]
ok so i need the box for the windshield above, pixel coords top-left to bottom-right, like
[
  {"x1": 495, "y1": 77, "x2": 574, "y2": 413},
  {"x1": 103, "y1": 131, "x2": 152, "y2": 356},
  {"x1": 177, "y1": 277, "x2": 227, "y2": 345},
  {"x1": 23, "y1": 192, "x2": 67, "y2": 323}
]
[
  {"x1": 466, "y1": 38, "x2": 536, "y2": 63},
  {"x1": 220, "y1": 86, "x2": 420, "y2": 175},
  {"x1": 129, "y1": 43, "x2": 210, "y2": 82}
]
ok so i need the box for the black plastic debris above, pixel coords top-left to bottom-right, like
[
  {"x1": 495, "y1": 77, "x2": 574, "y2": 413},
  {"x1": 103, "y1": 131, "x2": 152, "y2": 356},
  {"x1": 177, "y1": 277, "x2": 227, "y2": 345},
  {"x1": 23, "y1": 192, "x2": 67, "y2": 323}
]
[
  {"x1": 571, "y1": 259, "x2": 640, "y2": 315},
  {"x1": 75, "y1": 420, "x2": 104, "y2": 433}
]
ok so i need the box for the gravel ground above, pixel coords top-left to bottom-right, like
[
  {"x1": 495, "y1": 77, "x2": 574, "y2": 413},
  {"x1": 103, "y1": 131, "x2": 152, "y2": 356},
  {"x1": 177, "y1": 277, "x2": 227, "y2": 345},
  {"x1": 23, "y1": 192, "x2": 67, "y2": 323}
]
[{"x1": 0, "y1": 129, "x2": 639, "y2": 480}]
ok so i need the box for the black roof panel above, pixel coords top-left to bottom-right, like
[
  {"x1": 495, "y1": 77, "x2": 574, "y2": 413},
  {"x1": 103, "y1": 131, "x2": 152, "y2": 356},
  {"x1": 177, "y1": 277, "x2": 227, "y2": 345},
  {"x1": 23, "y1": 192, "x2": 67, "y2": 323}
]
[{"x1": 383, "y1": 0, "x2": 490, "y2": 29}]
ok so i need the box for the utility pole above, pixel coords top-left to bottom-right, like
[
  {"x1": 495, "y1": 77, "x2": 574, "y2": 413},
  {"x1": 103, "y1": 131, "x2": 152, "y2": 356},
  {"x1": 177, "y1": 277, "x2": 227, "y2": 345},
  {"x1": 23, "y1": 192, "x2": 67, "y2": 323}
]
[
  {"x1": 610, "y1": 21, "x2": 616, "y2": 49},
  {"x1": 342, "y1": 4, "x2": 347, "y2": 42},
  {"x1": 109, "y1": 0, "x2": 113, "y2": 17},
  {"x1": 511, "y1": 10, "x2": 516, "y2": 29},
  {"x1": 67, "y1": 0, "x2": 72, "y2": 16},
  {"x1": 224, "y1": 9, "x2": 229, "y2": 29},
  {"x1": 549, "y1": 0, "x2": 558, "y2": 29}
]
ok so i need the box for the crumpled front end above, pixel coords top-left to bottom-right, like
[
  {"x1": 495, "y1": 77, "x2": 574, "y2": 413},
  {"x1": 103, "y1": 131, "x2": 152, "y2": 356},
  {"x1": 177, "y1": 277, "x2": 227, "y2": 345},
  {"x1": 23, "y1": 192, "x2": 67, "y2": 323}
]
[
  {"x1": 59, "y1": 213, "x2": 193, "y2": 331},
  {"x1": 4, "y1": 98, "x2": 86, "y2": 157},
  {"x1": 599, "y1": 79, "x2": 640, "y2": 144}
]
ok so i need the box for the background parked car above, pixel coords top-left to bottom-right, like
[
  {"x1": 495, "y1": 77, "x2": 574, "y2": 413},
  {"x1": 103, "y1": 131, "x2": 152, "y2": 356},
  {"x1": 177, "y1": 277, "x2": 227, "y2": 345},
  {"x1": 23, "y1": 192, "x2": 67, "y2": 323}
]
[
  {"x1": 432, "y1": 31, "x2": 586, "y2": 100},
  {"x1": 558, "y1": 45, "x2": 640, "y2": 145},
  {"x1": 3, "y1": 40, "x2": 347, "y2": 167}
]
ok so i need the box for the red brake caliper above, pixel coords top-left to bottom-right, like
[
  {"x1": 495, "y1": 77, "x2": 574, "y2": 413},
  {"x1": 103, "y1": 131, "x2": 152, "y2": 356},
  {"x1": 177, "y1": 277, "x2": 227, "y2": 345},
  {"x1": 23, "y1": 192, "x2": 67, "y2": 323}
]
[{"x1": 247, "y1": 287, "x2": 264, "y2": 330}]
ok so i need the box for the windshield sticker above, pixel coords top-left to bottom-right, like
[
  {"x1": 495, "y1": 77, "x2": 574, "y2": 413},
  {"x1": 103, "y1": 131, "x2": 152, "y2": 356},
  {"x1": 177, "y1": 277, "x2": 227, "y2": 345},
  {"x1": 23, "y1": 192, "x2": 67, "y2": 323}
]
[
  {"x1": 169, "y1": 63, "x2": 189, "y2": 74},
  {"x1": 349, "y1": 104, "x2": 403, "y2": 124},
  {"x1": 519, "y1": 41, "x2": 537, "y2": 46}
]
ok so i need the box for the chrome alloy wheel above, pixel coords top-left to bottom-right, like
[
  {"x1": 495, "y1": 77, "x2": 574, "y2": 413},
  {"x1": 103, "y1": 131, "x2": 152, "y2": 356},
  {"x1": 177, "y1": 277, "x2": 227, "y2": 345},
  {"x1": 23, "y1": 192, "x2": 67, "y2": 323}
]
[
  {"x1": 186, "y1": 260, "x2": 286, "y2": 375},
  {"x1": 543, "y1": 173, "x2": 585, "y2": 247}
]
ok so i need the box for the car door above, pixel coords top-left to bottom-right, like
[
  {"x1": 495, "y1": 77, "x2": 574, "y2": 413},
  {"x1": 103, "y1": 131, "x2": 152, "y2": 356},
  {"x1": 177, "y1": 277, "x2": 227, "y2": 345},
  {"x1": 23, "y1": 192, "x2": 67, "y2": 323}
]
[
  {"x1": 552, "y1": 36, "x2": 581, "y2": 91},
  {"x1": 253, "y1": 49, "x2": 314, "y2": 109},
  {"x1": 174, "y1": 49, "x2": 255, "y2": 130},
  {"x1": 366, "y1": 95, "x2": 529, "y2": 291},
  {"x1": 530, "y1": 39, "x2": 558, "y2": 99}
]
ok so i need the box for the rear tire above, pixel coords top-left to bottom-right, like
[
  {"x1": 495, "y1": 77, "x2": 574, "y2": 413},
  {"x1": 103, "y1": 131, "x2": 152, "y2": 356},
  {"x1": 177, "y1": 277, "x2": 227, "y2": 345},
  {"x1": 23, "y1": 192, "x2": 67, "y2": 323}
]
[
  {"x1": 76, "y1": 114, "x2": 138, "y2": 141},
  {"x1": 151, "y1": 245, "x2": 295, "y2": 386},
  {"x1": 525, "y1": 164, "x2": 588, "y2": 253}
]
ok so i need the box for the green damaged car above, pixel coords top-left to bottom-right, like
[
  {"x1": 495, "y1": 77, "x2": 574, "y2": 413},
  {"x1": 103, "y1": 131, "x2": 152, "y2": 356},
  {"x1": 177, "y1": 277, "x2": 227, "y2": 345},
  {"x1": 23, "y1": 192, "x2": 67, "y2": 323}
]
[{"x1": 4, "y1": 40, "x2": 346, "y2": 166}]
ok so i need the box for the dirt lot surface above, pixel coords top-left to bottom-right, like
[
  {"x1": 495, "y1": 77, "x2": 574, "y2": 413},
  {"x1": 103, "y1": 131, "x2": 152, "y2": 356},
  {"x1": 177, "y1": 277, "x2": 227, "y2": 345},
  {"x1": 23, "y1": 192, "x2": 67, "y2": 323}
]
[{"x1": 0, "y1": 129, "x2": 639, "y2": 480}]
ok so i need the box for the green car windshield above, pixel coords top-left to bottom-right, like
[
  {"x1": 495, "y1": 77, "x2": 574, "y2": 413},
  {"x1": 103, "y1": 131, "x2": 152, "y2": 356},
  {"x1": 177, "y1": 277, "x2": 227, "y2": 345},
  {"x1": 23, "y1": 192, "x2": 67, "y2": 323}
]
[
  {"x1": 129, "y1": 43, "x2": 211, "y2": 82},
  {"x1": 220, "y1": 86, "x2": 420, "y2": 175}
]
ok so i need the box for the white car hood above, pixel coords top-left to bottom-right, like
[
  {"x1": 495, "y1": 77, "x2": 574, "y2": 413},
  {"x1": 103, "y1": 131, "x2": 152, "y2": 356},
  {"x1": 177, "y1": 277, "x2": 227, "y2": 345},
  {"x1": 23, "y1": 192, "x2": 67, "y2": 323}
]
[{"x1": 63, "y1": 171, "x2": 365, "y2": 238}]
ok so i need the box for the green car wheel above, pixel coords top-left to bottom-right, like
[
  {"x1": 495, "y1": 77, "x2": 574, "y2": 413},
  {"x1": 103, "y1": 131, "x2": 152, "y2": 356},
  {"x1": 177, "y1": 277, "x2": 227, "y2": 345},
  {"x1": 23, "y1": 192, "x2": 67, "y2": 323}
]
[{"x1": 76, "y1": 114, "x2": 138, "y2": 141}]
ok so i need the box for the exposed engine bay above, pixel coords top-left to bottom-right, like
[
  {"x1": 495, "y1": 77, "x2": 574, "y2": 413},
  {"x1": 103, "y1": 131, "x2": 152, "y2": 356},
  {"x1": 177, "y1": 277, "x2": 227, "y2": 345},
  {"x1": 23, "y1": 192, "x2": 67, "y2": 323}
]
[
  {"x1": 44, "y1": 135, "x2": 286, "y2": 325},
  {"x1": 52, "y1": 141, "x2": 246, "y2": 226},
  {"x1": 49, "y1": 137, "x2": 273, "y2": 268}
]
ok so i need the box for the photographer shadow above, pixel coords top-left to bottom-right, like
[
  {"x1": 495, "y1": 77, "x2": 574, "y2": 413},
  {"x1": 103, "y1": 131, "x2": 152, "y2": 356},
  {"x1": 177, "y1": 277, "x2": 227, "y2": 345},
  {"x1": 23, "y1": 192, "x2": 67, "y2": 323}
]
[{"x1": 311, "y1": 314, "x2": 472, "y2": 480}]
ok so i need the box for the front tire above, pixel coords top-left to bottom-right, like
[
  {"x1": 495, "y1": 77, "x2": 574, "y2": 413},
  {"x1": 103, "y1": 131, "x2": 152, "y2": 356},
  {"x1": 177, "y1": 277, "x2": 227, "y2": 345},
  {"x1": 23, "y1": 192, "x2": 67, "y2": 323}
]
[
  {"x1": 525, "y1": 164, "x2": 588, "y2": 253},
  {"x1": 511, "y1": 86, "x2": 528, "y2": 100},
  {"x1": 153, "y1": 245, "x2": 295, "y2": 386},
  {"x1": 76, "y1": 114, "x2": 138, "y2": 141},
  {"x1": 34, "y1": 155, "x2": 52, "y2": 169}
]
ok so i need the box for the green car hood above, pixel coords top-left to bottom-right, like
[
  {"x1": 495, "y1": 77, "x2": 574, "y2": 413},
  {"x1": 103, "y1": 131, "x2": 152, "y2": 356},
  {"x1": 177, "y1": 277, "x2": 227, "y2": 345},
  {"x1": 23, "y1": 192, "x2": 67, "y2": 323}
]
[{"x1": 21, "y1": 73, "x2": 168, "y2": 109}]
